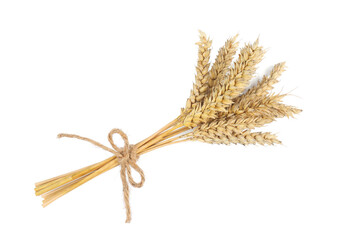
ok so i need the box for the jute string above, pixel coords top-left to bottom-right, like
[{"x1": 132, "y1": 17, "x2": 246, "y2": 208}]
[{"x1": 58, "y1": 128, "x2": 145, "y2": 223}]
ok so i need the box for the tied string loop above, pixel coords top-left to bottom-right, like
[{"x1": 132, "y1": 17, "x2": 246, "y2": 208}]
[{"x1": 58, "y1": 128, "x2": 145, "y2": 223}]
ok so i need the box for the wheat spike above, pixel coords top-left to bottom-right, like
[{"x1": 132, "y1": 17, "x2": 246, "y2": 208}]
[
  {"x1": 188, "y1": 90, "x2": 301, "y2": 140},
  {"x1": 230, "y1": 62, "x2": 287, "y2": 114},
  {"x1": 225, "y1": 95, "x2": 301, "y2": 130},
  {"x1": 190, "y1": 128, "x2": 281, "y2": 145},
  {"x1": 208, "y1": 35, "x2": 239, "y2": 90},
  {"x1": 228, "y1": 89, "x2": 296, "y2": 116},
  {"x1": 184, "y1": 30, "x2": 212, "y2": 111},
  {"x1": 212, "y1": 39, "x2": 265, "y2": 110},
  {"x1": 251, "y1": 62, "x2": 286, "y2": 96},
  {"x1": 183, "y1": 39, "x2": 265, "y2": 128}
]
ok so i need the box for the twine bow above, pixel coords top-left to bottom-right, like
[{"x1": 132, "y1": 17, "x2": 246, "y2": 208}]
[{"x1": 58, "y1": 128, "x2": 145, "y2": 223}]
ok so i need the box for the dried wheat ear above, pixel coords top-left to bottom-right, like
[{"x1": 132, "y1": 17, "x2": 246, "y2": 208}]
[{"x1": 35, "y1": 31, "x2": 301, "y2": 222}]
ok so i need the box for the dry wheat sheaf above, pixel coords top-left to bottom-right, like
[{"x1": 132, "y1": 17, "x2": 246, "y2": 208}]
[{"x1": 35, "y1": 31, "x2": 301, "y2": 222}]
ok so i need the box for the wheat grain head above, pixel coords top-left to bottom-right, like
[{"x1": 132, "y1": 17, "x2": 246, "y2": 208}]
[{"x1": 184, "y1": 30, "x2": 212, "y2": 112}]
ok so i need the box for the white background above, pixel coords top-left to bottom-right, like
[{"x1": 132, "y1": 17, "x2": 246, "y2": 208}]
[{"x1": 0, "y1": 0, "x2": 336, "y2": 239}]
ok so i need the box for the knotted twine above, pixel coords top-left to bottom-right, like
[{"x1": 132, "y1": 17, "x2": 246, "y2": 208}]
[{"x1": 58, "y1": 128, "x2": 145, "y2": 223}]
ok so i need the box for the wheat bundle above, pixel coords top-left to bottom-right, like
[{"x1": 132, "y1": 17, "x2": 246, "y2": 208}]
[{"x1": 35, "y1": 31, "x2": 301, "y2": 222}]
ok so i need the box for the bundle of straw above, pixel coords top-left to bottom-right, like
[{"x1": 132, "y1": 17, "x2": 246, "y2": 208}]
[{"x1": 35, "y1": 31, "x2": 301, "y2": 222}]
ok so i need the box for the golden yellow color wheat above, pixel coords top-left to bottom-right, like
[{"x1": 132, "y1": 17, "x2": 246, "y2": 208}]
[
  {"x1": 185, "y1": 30, "x2": 212, "y2": 111},
  {"x1": 35, "y1": 31, "x2": 301, "y2": 222}
]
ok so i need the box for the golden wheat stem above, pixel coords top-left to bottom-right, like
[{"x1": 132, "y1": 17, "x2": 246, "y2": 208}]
[
  {"x1": 42, "y1": 159, "x2": 120, "y2": 207},
  {"x1": 141, "y1": 138, "x2": 189, "y2": 155},
  {"x1": 137, "y1": 122, "x2": 183, "y2": 152},
  {"x1": 137, "y1": 117, "x2": 179, "y2": 147},
  {"x1": 36, "y1": 118, "x2": 181, "y2": 196},
  {"x1": 35, "y1": 156, "x2": 114, "y2": 196},
  {"x1": 37, "y1": 118, "x2": 190, "y2": 205}
]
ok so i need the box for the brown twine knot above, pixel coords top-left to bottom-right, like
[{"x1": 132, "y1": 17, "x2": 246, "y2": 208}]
[{"x1": 58, "y1": 128, "x2": 145, "y2": 223}]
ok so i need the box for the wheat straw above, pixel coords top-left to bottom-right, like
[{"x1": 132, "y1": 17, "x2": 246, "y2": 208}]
[{"x1": 35, "y1": 31, "x2": 301, "y2": 223}]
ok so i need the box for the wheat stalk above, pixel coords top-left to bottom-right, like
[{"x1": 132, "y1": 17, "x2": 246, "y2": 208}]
[{"x1": 35, "y1": 31, "x2": 301, "y2": 222}]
